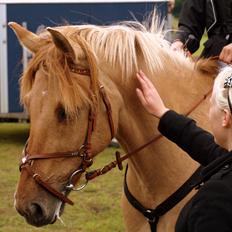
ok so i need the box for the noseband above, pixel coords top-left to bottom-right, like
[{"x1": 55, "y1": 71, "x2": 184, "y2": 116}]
[{"x1": 19, "y1": 68, "x2": 115, "y2": 205}]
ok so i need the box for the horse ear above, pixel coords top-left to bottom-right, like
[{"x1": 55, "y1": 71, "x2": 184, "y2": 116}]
[
  {"x1": 47, "y1": 27, "x2": 76, "y2": 62},
  {"x1": 8, "y1": 22, "x2": 45, "y2": 53}
]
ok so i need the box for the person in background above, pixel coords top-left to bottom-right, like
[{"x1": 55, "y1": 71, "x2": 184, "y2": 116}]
[
  {"x1": 136, "y1": 68, "x2": 232, "y2": 231},
  {"x1": 168, "y1": 0, "x2": 175, "y2": 13},
  {"x1": 171, "y1": 0, "x2": 232, "y2": 64},
  {"x1": 165, "y1": 0, "x2": 175, "y2": 41}
]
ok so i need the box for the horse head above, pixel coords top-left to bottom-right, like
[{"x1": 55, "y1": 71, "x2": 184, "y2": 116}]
[{"x1": 10, "y1": 22, "x2": 122, "y2": 227}]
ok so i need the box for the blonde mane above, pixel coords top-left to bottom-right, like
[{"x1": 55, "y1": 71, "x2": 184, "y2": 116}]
[
  {"x1": 69, "y1": 22, "x2": 194, "y2": 79},
  {"x1": 20, "y1": 19, "x2": 207, "y2": 117}
]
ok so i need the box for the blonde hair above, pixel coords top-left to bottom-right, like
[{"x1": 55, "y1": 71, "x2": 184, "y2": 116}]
[{"x1": 214, "y1": 66, "x2": 232, "y2": 110}]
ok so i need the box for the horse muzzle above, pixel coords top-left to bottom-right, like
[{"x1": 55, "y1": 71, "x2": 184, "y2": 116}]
[{"x1": 14, "y1": 190, "x2": 65, "y2": 227}]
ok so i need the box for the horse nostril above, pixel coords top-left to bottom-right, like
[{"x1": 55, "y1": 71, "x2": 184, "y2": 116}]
[
  {"x1": 29, "y1": 202, "x2": 44, "y2": 220},
  {"x1": 24, "y1": 202, "x2": 53, "y2": 227}
]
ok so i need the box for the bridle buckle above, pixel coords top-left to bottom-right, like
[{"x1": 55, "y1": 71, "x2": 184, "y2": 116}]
[{"x1": 66, "y1": 169, "x2": 88, "y2": 191}]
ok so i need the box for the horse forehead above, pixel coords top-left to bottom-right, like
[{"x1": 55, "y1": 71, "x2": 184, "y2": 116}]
[{"x1": 30, "y1": 71, "x2": 50, "y2": 98}]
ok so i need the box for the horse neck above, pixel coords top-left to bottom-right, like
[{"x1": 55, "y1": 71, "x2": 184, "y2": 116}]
[
  {"x1": 115, "y1": 87, "x2": 195, "y2": 197},
  {"x1": 108, "y1": 60, "x2": 214, "y2": 203}
]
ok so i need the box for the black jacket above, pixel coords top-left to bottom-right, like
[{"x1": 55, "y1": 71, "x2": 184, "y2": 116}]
[
  {"x1": 158, "y1": 110, "x2": 232, "y2": 231},
  {"x1": 176, "y1": 0, "x2": 232, "y2": 57}
]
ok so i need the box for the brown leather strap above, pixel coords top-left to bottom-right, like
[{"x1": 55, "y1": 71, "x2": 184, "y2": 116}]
[
  {"x1": 100, "y1": 86, "x2": 115, "y2": 139},
  {"x1": 84, "y1": 109, "x2": 96, "y2": 158},
  {"x1": 69, "y1": 65, "x2": 91, "y2": 76},
  {"x1": 22, "y1": 165, "x2": 74, "y2": 205},
  {"x1": 184, "y1": 89, "x2": 212, "y2": 116},
  {"x1": 86, "y1": 134, "x2": 163, "y2": 180},
  {"x1": 24, "y1": 152, "x2": 84, "y2": 160},
  {"x1": 86, "y1": 89, "x2": 213, "y2": 180},
  {"x1": 19, "y1": 147, "x2": 89, "y2": 171}
]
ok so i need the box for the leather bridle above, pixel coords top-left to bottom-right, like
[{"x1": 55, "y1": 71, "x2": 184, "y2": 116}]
[
  {"x1": 19, "y1": 65, "x2": 213, "y2": 210},
  {"x1": 19, "y1": 67, "x2": 115, "y2": 206}
]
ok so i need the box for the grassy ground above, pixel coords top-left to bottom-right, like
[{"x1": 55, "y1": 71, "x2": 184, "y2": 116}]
[{"x1": 0, "y1": 123, "x2": 125, "y2": 232}]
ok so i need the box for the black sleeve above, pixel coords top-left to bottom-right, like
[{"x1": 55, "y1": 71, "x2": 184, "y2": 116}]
[
  {"x1": 175, "y1": 0, "x2": 206, "y2": 53},
  {"x1": 187, "y1": 181, "x2": 232, "y2": 232},
  {"x1": 158, "y1": 110, "x2": 229, "y2": 166}
]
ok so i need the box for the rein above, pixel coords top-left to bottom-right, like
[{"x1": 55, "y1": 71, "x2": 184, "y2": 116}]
[{"x1": 86, "y1": 88, "x2": 213, "y2": 180}]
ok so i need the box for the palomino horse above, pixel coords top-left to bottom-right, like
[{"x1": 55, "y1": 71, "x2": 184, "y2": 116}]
[{"x1": 10, "y1": 19, "x2": 218, "y2": 231}]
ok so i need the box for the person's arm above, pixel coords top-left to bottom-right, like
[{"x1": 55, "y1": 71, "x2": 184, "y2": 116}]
[
  {"x1": 186, "y1": 181, "x2": 232, "y2": 232},
  {"x1": 174, "y1": 0, "x2": 205, "y2": 53},
  {"x1": 136, "y1": 70, "x2": 229, "y2": 166},
  {"x1": 158, "y1": 110, "x2": 228, "y2": 165}
]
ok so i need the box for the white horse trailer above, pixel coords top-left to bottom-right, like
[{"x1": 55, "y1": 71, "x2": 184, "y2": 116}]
[{"x1": 0, "y1": 0, "x2": 168, "y2": 120}]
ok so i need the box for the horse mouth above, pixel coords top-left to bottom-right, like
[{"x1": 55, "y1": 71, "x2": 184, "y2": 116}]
[
  {"x1": 14, "y1": 183, "x2": 68, "y2": 227},
  {"x1": 26, "y1": 217, "x2": 53, "y2": 227},
  {"x1": 23, "y1": 202, "x2": 65, "y2": 227}
]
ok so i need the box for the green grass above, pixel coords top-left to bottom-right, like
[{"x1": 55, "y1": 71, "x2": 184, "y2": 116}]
[
  {"x1": 193, "y1": 34, "x2": 208, "y2": 57},
  {"x1": 0, "y1": 123, "x2": 125, "y2": 232}
]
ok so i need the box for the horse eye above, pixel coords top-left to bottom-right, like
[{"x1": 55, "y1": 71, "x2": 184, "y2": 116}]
[{"x1": 56, "y1": 105, "x2": 67, "y2": 122}]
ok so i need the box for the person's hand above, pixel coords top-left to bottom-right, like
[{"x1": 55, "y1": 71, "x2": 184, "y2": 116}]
[
  {"x1": 219, "y1": 43, "x2": 232, "y2": 64},
  {"x1": 171, "y1": 40, "x2": 184, "y2": 51},
  {"x1": 136, "y1": 70, "x2": 169, "y2": 118}
]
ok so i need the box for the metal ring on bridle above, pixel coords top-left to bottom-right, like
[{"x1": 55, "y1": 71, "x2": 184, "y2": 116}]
[{"x1": 66, "y1": 169, "x2": 88, "y2": 191}]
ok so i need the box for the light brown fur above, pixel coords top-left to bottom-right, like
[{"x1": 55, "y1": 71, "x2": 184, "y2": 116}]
[{"x1": 11, "y1": 20, "x2": 219, "y2": 231}]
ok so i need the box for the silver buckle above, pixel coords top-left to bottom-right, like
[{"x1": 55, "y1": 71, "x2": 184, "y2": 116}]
[{"x1": 66, "y1": 169, "x2": 88, "y2": 191}]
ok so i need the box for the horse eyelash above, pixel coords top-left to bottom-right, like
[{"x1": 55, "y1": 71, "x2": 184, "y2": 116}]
[
  {"x1": 56, "y1": 103, "x2": 82, "y2": 122},
  {"x1": 56, "y1": 105, "x2": 67, "y2": 122}
]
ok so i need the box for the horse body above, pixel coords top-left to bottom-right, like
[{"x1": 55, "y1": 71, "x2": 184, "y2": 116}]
[{"x1": 9, "y1": 21, "x2": 218, "y2": 231}]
